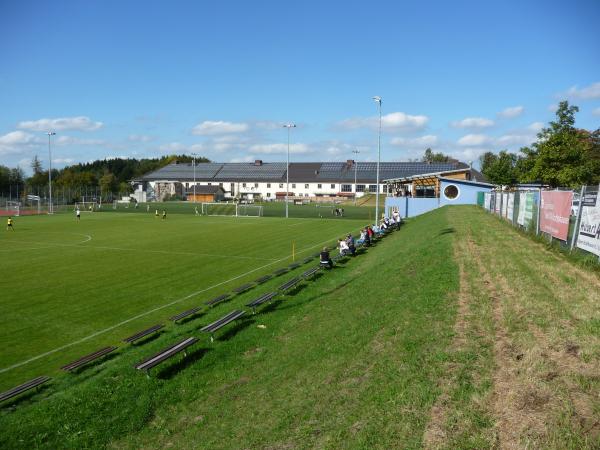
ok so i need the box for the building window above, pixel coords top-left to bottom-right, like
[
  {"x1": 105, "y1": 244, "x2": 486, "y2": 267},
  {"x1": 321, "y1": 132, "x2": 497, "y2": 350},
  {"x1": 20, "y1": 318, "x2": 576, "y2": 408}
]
[
  {"x1": 266, "y1": 192, "x2": 271, "y2": 197},
  {"x1": 219, "y1": 183, "x2": 223, "y2": 187},
  {"x1": 304, "y1": 184, "x2": 309, "y2": 189},
  {"x1": 279, "y1": 183, "x2": 284, "y2": 188},
  {"x1": 208, "y1": 182, "x2": 212, "y2": 186},
  {"x1": 330, "y1": 184, "x2": 335, "y2": 189},
  {"x1": 356, "y1": 184, "x2": 365, "y2": 192},
  {"x1": 230, "y1": 183, "x2": 234, "y2": 193},
  {"x1": 443, "y1": 184, "x2": 460, "y2": 200},
  {"x1": 267, "y1": 183, "x2": 271, "y2": 188},
  {"x1": 254, "y1": 183, "x2": 258, "y2": 188},
  {"x1": 341, "y1": 184, "x2": 352, "y2": 192},
  {"x1": 185, "y1": 183, "x2": 189, "y2": 188},
  {"x1": 292, "y1": 183, "x2": 296, "y2": 188},
  {"x1": 317, "y1": 183, "x2": 322, "y2": 189},
  {"x1": 369, "y1": 185, "x2": 377, "y2": 193},
  {"x1": 242, "y1": 183, "x2": 246, "y2": 188},
  {"x1": 305, "y1": 193, "x2": 309, "y2": 197}
]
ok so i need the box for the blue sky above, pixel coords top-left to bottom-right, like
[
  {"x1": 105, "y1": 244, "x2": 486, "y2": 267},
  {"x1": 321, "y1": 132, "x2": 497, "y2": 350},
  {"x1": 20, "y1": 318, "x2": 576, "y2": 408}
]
[{"x1": 1, "y1": 0, "x2": 599, "y2": 172}]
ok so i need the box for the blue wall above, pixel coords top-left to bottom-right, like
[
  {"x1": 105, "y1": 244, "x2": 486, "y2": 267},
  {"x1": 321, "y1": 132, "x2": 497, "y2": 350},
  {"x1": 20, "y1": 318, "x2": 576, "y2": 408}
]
[{"x1": 385, "y1": 179, "x2": 492, "y2": 218}]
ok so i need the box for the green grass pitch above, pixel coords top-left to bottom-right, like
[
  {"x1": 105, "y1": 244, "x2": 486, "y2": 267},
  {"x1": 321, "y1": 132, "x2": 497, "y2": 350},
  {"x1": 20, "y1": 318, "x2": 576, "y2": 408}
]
[{"x1": 0, "y1": 211, "x2": 365, "y2": 390}]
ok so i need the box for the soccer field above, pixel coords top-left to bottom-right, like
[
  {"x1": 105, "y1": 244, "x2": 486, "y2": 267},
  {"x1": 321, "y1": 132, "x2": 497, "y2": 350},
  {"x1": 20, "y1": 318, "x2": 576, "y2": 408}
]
[{"x1": 0, "y1": 212, "x2": 365, "y2": 390}]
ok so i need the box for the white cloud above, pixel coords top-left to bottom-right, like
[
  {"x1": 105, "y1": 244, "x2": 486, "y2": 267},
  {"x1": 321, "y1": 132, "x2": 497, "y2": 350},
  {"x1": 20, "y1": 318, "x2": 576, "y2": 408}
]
[
  {"x1": 52, "y1": 158, "x2": 75, "y2": 164},
  {"x1": 249, "y1": 143, "x2": 312, "y2": 154},
  {"x1": 192, "y1": 120, "x2": 249, "y2": 135},
  {"x1": 158, "y1": 142, "x2": 205, "y2": 154},
  {"x1": 390, "y1": 135, "x2": 439, "y2": 148},
  {"x1": 447, "y1": 147, "x2": 490, "y2": 163},
  {"x1": 451, "y1": 117, "x2": 494, "y2": 128},
  {"x1": 229, "y1": 155, "x2": 255, "y2": 163},
  {"x1": 497, "y1": 106, "x2": 524, "y2": 118},
  {"x1": 17, "y1": 116, "x2": 103, "y2": 132},
  {"x1": 457, "y1": 134, "x2": 491, "y2": 146},
  {"x1": 338, "y1": 111, "x2": 429, "y2": 131},
  {"x1": 495, "y1": 134, "x2": 533, "y2": 146},
  {"x1": 128, "y1": 134, "x2": 154, "y2": 142},
  {"x1": 527, "y1": 122, "x2": 544, "y2": 132},
  {"x1": 592, "y1": 107, "x2": 600, "y2": 116},
  {"x1": 566, "y1": 81, "x2": 600, "y2": 100},
  {"x1": 0, "y1": 130, "x2": 42, "y2": 155},
  {"x1": 55, "y1": 136, "x2": 105, "y2": 146},
  {"x1": 547, "y1": 104, "x2": 558, "y2": 112}
]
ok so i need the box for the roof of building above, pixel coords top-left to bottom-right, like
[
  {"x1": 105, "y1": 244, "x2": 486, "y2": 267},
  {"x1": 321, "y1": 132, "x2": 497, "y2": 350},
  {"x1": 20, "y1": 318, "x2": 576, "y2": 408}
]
[
  {"x1": 140, "y1": 161, "x2": 468, "y2": 183},
  {"x1": 184, "y1": 185, "x2": 225, "y2": 194}
]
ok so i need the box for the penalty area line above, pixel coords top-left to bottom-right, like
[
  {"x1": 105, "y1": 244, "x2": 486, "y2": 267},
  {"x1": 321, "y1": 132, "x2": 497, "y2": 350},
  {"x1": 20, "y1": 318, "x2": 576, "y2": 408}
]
[{"x1": 0, "y1": 233, "x2": 342, "y2": 374}]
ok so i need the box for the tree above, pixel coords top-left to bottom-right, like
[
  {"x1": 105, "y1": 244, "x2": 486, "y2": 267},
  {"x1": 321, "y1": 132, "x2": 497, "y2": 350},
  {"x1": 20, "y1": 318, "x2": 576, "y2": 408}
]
[
  {"x1": 422, "y1": 148, "x2": 453, "y2": 163},
  {"x1": 480, "y1": 150, "x2": 519, "y2": 185},
  {"x1": 99, "y1": 171, "x2": 118, "y2": 197},
  {"x1": 521, "y1": 101, "x2": 600, "y2": 187}
]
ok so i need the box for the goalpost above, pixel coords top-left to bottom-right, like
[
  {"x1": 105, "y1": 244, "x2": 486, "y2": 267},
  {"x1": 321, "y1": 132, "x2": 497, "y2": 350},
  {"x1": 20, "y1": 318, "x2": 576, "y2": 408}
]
[{"x1": 201, "y1": 202, "x2": 263, "y2": 217}]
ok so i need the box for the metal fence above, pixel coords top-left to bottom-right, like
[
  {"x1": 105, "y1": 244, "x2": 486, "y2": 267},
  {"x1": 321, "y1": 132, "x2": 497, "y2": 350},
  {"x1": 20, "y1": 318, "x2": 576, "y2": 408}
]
[{"x1": 481, "y1": 185, "x2": 600, "y2": 263}]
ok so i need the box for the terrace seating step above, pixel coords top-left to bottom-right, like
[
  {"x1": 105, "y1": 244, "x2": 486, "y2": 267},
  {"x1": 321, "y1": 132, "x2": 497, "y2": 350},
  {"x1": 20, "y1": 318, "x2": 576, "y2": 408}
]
[{"x1": 278, "y1": 277, "x2": 301, "y2": 292}]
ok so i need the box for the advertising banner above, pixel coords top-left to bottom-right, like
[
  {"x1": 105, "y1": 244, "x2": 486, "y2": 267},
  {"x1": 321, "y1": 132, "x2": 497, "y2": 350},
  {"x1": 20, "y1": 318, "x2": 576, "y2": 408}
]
[
  {"x1": 501, "y1": 193, "x2": 508, "y2": 217},
  {"x1": 523, "y1": 192, "x2": 535, "y2": 229},
  {"x1": 577, "y1": 194, "x2": 600, "y2": 257},
  {"x1": 484, "y1": 193, "x2": 491, "y2": 210},
  {"x1": 517, "y1": 192, "x2": 527, "y2": 225},
  {"x1": 540, "y1": 191, "x2": 573, "y2": 240},
  {"x1": 494, "y1": 193, "x2": 501, "y2": 214},
  {"x1": 507, "y1": 193, "x2": 514, "y2": 221}
]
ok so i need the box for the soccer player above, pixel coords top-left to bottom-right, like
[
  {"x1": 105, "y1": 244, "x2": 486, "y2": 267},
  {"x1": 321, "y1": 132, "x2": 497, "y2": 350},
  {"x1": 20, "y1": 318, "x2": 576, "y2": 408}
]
[
  {"x1": 76, "y1": 208, "x2": 81, "y2": 221},
  {"x1": 195, "y1": 206, "x2": 199, "y2": 216},
  {"x1": 7, "y1": 216, "x2": 14, "y2": 231},
  {"x1": 155, "y1": 209, "x2": 159, "y2": 218},
  {"x1": 162, "y1": 210, "x2": 167, "y2": 220}
]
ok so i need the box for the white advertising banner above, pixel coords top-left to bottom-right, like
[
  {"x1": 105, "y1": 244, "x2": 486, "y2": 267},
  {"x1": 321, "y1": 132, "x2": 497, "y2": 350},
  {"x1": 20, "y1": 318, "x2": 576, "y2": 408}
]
[
  {"x1": 577, "y1": 195, "x2": 600, "y2": 257},
  {"x1": 507, "y1": 193, "x2": 514, "y2": 221},
  {"x1": 517, "y1": 193, "x2": 527, "y2": 225},
  {"x1": 484, "y1": 193, "x2": 491, "y2": 210},
  {"x1": 495, "y1": 193, "x2": 501, "y2": 214},
  {"x1": 501, "y1": 193, "x2": 508, "y2": 217}
]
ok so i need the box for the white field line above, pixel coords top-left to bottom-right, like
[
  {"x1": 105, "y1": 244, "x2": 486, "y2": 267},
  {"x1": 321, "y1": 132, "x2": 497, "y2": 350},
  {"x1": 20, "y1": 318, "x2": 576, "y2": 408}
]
[{"x1": 0, "y1": 233, "x2": 340, "y2": 374}]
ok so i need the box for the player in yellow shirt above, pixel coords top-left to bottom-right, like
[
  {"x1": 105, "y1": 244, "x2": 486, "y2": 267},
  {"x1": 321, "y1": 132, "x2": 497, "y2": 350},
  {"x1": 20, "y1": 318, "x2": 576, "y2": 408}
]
[{"x1": 6, "y1": 216, "x2": 14, "y2": 231}]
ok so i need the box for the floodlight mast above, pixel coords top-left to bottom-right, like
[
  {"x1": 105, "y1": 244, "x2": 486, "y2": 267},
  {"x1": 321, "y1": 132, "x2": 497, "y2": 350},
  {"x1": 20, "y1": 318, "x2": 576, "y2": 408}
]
[
  {"x1": 372, "y1": 96, "x2": 382, "y2": 222},
  {"x1": 352, "y1": 149, "x2": 360, "y2": 206},
  {"x1": 47, "y1": 131, "x2": 56, "y2": 214},
  {"x1": 283, "y1": 123, "x2": 296, "y2": 218}
]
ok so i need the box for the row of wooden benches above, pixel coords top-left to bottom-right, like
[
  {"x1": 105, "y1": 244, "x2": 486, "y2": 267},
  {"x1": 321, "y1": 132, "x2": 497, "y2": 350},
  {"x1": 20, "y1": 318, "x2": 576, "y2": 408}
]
[{"x1": 0, "y1": 226, "x2": 399, "y2": 403}]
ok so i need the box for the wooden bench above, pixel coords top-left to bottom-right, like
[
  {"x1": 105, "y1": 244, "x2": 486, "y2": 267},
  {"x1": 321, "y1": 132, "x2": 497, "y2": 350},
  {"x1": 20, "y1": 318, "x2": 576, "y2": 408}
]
[
  {"x1": 278, "y1": 277, "x2": 301, "y2": 293},
  {"x1": 273, "y1": 268, "x2": 288, "y2": 277},
  {"x1": 254, "y1": 274, "x2": 272, "y2": 285},
  {"x1": 200, "y1": 310, "x2": 246, "y2": 342},
  {"x1": 123, "y1": 324, "x2": 164, "y2": 344},
  {"x1": 232, "y1": 283, "x2": 253, "y2": 294},
  {"x1": 288, "y1": 262, "x2": 300, "y2": 270},
  {"x1": 169, "y1": 306, "x2": 202, "y2": 323},
  {"x1": 134, "y1": 337, "x2": 198, "y2": 376},
  {"x1": 0, "y1": 376, "x2": 51, "y2": 403},
  {"x1": 61, "y1": 346, "x2": 117, "y2": 372},
  {"x1": 205, "y1": 294, "x2": 231, "y2": 307},
  {"x1": 246, "y1": 292, "x2": 278, "y2": 314},
  {"x1": 301, "y1": 267, "x2": 320, "y2": 279},
  {"x1": 302, "y1": 256, "x2": 314, "y2": 264}
]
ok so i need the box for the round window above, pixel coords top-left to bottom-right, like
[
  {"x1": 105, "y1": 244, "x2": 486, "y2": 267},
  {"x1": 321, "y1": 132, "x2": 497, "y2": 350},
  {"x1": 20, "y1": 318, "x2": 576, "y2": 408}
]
[{"x1": 443, "y1": 184, "x2": 459, "y2": 200}]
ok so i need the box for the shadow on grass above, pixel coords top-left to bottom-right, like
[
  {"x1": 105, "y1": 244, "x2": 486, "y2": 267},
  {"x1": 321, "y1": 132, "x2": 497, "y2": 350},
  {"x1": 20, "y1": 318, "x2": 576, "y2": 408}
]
[
  {"x1": 216, "y1": 318, "x2": 255, "y2": 342},
  {"x1": 437, "y1": 227, "x2": 456, "y2": 236},
  {"x1": 157, "y1": 347, "x2": 211, "y2": 380}
]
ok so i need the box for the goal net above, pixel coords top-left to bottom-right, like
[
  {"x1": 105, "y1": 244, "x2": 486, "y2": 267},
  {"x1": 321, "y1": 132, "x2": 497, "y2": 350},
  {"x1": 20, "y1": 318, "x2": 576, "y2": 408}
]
[
  {"x1": 6, "y1": 201, "x2": 20, "y2": 217},
  {"x1": 75, "y1": 201, "x2": 98, "y2": 212},
  {"x1": 237, "y1": 205, "x2": 263, "y2": 217},
  {"x1": 202, "y1": 202, "x2": 237, "y2": 216}
]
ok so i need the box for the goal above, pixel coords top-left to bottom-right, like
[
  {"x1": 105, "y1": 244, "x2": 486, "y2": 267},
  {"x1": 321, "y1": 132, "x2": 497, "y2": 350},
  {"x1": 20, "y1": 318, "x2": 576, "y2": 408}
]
[
  {"x1": 201, "y1": 202, "x2": 263, "y2": 217},
  {"x1": 237, "y1": 205, "x2": 263, "y2": 217},
  {"x1": 6, "y1": 201, "x2": 20, "y2": 217},
  {"x1": 75, "y1": 201, "x2": 98, "y2": 212},
  {"x1": 202, "y1": 202, "x2": 237, "y2": 216}
]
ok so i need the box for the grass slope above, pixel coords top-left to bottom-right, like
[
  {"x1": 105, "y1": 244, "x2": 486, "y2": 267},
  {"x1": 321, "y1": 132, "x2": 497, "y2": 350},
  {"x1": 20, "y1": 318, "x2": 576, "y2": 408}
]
[{"x1": 1, "y1": 208, "x2": 458, "y2": 449}]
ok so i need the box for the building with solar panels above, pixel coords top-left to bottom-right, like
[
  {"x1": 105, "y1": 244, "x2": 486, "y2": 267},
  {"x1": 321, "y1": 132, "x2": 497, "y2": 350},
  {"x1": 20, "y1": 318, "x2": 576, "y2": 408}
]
[{"x1": 136, "y1": 159, "x2": 481, "y2": 202}]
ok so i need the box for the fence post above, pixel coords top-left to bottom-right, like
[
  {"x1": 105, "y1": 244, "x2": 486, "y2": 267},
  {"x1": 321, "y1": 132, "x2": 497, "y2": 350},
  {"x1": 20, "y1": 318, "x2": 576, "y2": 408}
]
[
  {"x1": 536, "y1": 188, "x2": 542, "y2": 235},
  {"x1": 570, "y1": 186, "x2": 585, "y2": 252}
]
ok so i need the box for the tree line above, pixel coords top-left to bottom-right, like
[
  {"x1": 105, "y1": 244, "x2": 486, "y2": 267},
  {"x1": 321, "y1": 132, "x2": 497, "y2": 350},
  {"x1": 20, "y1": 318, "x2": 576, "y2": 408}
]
[
  {"x1": 0, "y1": 154, "x2": 209, "y2": 202},
  {"x1": 478, "y1": 101, "x2": 600, "y2": 187}
]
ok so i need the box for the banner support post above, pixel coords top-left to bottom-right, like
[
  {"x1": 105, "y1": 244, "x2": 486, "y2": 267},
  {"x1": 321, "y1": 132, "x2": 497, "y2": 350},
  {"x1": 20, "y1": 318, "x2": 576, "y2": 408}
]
[{"x1": 570, "y1": 186, "x2": 586, "y2": 252}]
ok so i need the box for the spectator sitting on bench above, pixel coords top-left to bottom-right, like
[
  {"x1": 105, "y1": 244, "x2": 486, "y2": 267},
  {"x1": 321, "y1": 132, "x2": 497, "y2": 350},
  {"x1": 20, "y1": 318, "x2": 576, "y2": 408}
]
[
  {"x1": 357, "y1": 229, "x2": 367, "y2": 246},
  {"x1": 320, "y1": 246, "x2": 333, "y2": 268},
  {"x1": 338, "y1": 238, "x2": 350, "y2": 256},
  {"x1": 367, "y1": 226, "x2": 374, "y2": 241},
  {"x1": 346, "y1": 233, "x2": 356, "y2": 255}
]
